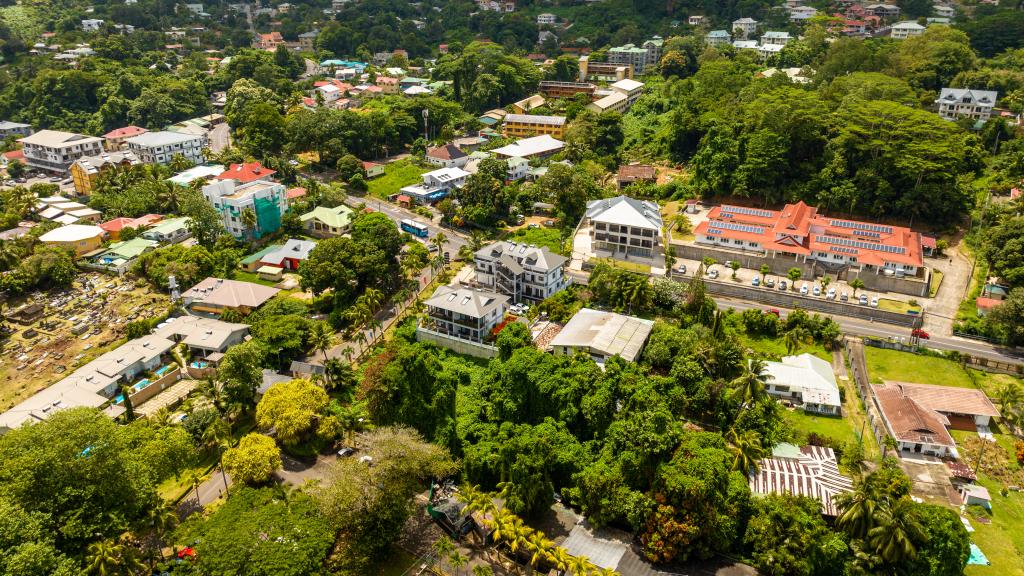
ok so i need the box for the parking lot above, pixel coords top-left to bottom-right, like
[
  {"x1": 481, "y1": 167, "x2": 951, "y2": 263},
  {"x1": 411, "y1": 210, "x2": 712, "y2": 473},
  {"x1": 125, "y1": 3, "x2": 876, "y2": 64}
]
[{"x1": 2, "y1": 171, "x2": 77, "y2": 195}]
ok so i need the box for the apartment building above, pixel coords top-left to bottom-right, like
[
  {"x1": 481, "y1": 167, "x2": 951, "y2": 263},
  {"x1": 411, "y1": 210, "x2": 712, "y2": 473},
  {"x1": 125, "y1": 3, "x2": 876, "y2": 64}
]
[
  {"x1": 103, "y1": 125, "x2": 147, "y2": 151},
  {"x1": 585, "y1": 195, "x2": 663, "y2": 259},
  {"x1": 610, "y1": 78, "x2": 645, "y2": 105},
  {"x1": 607, "y1": 36, "x2": 663, "y2": 75},
  {"x1": 760, "y1": 31, "x2": 792, "y2": 46},
  {"x1": 503, "y1": 114, "x2": 567, "y2": 139},
  {"x1": 125, "y1": 131, "x2": 206, "y2": 165},
  {"x1": 866, "y1": 3, "x2": 900, "y2": 17},
  {"x1": 0, "y1": 121, "x2": 32, "y2": 138},
  {"x1": 732, "y1": 17, "x2": 759, "y2": 38},
  {"x1": 936, "y1": 88, "x2": 998, "y2": 122},
  {"x1": 538, "y1": 81, "x2": 597, "y2": 99},
  {"x1": 19, "y1": 130, "x2": 105, "y2": 173},
  {"x1": 890, "y1": 20, "x2": 925, "y2": 39},
  {"x1": 586, "y1": 92, "x2": 629, "y2": 114},
  {"x1": 537, "y1": 13, "x2": 556, "y2": 24},
  {"x1": 70, "y1": 150, "x2": 141, "y2": 195},
  {"x1": 474, "y1": 241, "x2": 570, "y2": 303},
  {"x1": 202, "y1": 179, "x2": 288, "y2": 239},
  {"x1": 578, "y1": 56, "x2": 633, "y2": 83},
  {"x1": 423, "y1": 285, "x2": 509, "y2": 343},
  {"x1": 706, "y1": 30, "x2": 731, "y2": 46}
]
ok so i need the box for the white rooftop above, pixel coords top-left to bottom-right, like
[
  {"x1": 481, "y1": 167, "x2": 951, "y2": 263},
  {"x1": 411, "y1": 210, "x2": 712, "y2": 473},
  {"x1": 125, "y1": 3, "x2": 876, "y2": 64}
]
[
  {"x1": 763, "y1": 353, "x2": 841, "y2": 408},
  {"x1": 585, "y1": 195, "x2": 663, "y2": 231},
  {"x1": 491, "y1": 135, "x2": 565, "y2": 158},
  {"x1": 610, "y1": 78, "x2": 644, "y2": 92},
  {"x1": 550, "y1": 308, "x2": 655, "y2": 363},
  {"x1": 19, "y1": 129, "x2": 103, "y2": 148},
  {"x1": 39, "y1": 224, "x2": 105, "y2": 242},
  {"x1": 126, "y1": 130, "x2": 203, "y2": 147}
]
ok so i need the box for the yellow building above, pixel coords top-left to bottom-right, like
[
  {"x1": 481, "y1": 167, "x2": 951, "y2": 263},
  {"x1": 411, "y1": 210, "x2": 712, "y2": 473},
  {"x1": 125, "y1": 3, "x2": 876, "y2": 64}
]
[
  {"x1": 502, "y1": 113, "x2": 567, "y2": 140},
  {"x1": 38, "y1": 224, "x2": 106, "y2": 256},
  {"x1": 70, "y1": 151, "x2": 142, "y2": 195}
]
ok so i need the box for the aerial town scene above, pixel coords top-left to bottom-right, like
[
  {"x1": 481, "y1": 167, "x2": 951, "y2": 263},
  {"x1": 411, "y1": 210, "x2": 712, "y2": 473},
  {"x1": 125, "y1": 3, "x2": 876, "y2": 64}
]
[{"x1": 0, "y1": 0, "x2": 1023, "y2": 573}]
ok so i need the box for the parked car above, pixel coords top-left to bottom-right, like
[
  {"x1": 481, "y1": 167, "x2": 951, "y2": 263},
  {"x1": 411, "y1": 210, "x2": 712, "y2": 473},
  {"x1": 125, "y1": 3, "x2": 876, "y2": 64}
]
[
  {"x1": 543, "y1": 220, "x2": 555, "y2": 227},
  {"x1": 752, "y1": 277, "x2": 760, "y2": 287},
  {"x1": 911, "y1": 328, "x2": 930, "y2": 340},
  {"x1": 840, "y1": 292, "x2": 849, "y2": 302},
  {"x1": 527, "y1": 223, "x2": 539, "y2": 229},
  {"x1": 764, "y1": 278, "x2": 775, "y2": 288},
  {"x1": 800, "y1": 283, "x2": 809, "y2": 295},
  {"x1": 724, "y1": 260, "x2": 735, "y2": 269},
  {"x1": 859, "y1": 294, "x2": 869, "y2": 305},
  {"x1": 826, "y1": 288, "x2": 836, "y2": 300},
  {"x1": 337, "y1": 447, "x2": 356, "y2": 457},
  {"x1": 766, "y1": 308, "x2": 780, "y2": 317},
  {"x1": 708, "y1": 269, "x2": 719, "y2": 279},
  {"x1": 676, "y1": 264, "x2": 687, "y2": 275},
  {"x1": 812, "y1": 285, "x2": 821, "y2": 296},
  {"x1": 48, "y1": 175, "x2": 61, "y2": 182},
  {"x1": 778, "y1": 280, "x2": 787, "y2": 291},
  {"x1": 870, "y1": 297, "x2": 879, "y2": 308}
]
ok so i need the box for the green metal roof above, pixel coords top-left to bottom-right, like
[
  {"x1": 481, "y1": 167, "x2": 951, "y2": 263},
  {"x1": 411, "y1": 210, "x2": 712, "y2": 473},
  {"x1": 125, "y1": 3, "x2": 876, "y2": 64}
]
[
  {"x1": 241, "y1": 244, "x2": 284, "y2": 265},
  {"x1": 99, "y1": 237, "x2": 158, "y2": 260},
  {"x1": 144, "y1": 216, "x2": 190, "y2": 236},
  {"x1": 300, "y1": 205, "x2": 353, "y2": 229}
]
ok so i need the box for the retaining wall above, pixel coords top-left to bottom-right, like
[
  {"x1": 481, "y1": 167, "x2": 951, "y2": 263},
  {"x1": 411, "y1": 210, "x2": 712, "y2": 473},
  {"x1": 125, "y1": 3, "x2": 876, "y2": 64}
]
[
  {"x1": 128, "y1": 367, "x2": 182, "y2": 406},
  {"x1": 699, "y1": 279, "x2": 923, "y2": 328},
  {"x1": 416, "y1": 326, "x2": 498, "y2": 359}
]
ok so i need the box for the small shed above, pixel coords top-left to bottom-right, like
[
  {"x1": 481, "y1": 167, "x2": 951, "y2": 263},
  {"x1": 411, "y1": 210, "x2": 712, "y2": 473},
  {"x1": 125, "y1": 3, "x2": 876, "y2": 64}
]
[
  {"x1": 257, "y1": 265, "x2": 284, "y2": 282},
  {"x1": 960, "y1": 484, "x2": 991, "y2": 509}
]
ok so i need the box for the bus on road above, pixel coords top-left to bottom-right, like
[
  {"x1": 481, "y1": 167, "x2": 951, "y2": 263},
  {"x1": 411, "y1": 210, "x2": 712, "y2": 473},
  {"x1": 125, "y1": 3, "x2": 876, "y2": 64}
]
[{"x1": 400, "y1": 219, "x2": 430, "y2": 238}]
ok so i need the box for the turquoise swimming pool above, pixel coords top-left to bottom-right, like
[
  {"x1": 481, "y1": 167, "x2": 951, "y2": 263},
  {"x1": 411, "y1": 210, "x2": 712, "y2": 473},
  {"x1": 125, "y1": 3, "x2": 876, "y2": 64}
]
[
  {"x1": 114, "y1": 379, "x2": 152, "y2": 404},
  {"x1": 155, "y1": 365, "x2": 174, "y2": 376}
]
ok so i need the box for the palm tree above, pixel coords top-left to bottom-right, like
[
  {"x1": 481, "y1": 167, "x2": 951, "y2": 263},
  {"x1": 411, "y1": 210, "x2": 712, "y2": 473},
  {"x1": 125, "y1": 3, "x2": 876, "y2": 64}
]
[
  {"x1": 353, "y1": 330, "x2": 368, "y2": 355},
  {"x1": 850, "y1": 278, "x2": 865, "y2": 297},
  {"x1": 996, "y1": 382, "x2": 1022, "y2": 414},
  {"x1": 568, "y1": 554, "x2": 593, "y2": 576},
  {"x1": 783, "y1": 326, "x2": 810, "y2": 356},
  {"x1": 834, "y1": 481, "x2": 880, "y2": 540},
  {"x1": 449, "y1": 551, "x2": 469, "y2": 576},
  {"x1": 119, "y1": 382, "x2": 136, "y2": 422},
  {"x1": 433, "y1": 536, "x2": 455, "y2": 564},
  {"x1": 549, "y1": 546, "x2": 573, "y2": 574},
  {"x1": 203, "y1": 417, "x2": 232, "y2": 494},
  {"x1": 759, "y1": 264, "x2": 770, "y2": 281},
  {"x1": 730, "y1": 359, "x2": 769, "y2": 408},
  {"x1": 367, "y1": 317, "x2": 383, "y2": 345},
  {"x1": 309, "y1": 321, "x2": 336, "y2": 361},
  {"x1": 240, "y1": 207, "x2": 258, "y2": 239},
  {"x1": 472, "y1": 565, "x2": 494, "y2": 576},
  {"x1": 868, "y1": 497, "x2": 924, "y2": 564},
  {"x1": 361, "y1": 288, "x2": 384, "y2": 314},
  {"x1": 432, "y1": 231, "x2": 449, "y2": 254},
  {"x1": 821, "y1": 275, "x2": 832, "y2": 291},
  {"x1": 340, "y1": 346, "x2": 354, "y2": 364},
  {"x1": 0, "y1": 240, "x2": 20, "y2": 270},
  {"x1": 526, "y1": 531, "x2": 555, "y2": 575},
  {"x1": 727, "y1": 428, "x2": 765, "y2": 474},
  {"x1": 197, "y1": 376, "x2": 227, "y2": 414},
  {"x1": 85, "y1": 539, "x2": 130, "y2": 575}
]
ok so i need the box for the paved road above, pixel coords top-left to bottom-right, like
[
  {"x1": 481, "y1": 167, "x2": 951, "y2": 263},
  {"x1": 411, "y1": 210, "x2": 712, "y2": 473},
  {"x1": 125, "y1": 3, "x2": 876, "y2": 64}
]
[
  {"x1": 713, "y1": 296, "x2": 1022, "y2": 364},
  {"x1": 208, "y1": 123, "x2": 231, "y2": 153},
  {"x1": 343, "y1": 193, "x2": 469, "y2": 255}
]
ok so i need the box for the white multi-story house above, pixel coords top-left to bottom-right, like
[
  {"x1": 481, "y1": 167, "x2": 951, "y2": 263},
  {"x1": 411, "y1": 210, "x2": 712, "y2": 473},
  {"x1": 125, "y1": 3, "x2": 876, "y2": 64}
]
[
  {"x1": 890, "y1": 20, "x2": 925, "y2": 39},
  {"x1": 426, "y1": 144, "x2": 469, "y2": 168},
  {"x1": 423, "y1": 285, "x2": 509, "y2": 343},
  {"x1": 474, "y1": 241, "x2": 570, "y2": 303},
  {"x1": 81, "y1": 19, "x2": 104, "y2": 31},
  {"x1": 688, "y1": 15, "x2": 705, "y2": 26},
  {"x1": 936, "y1": 88, "x2": 998, "y2": 122},
  {"x1": 125, "y1": 131, "x2": 206, "y2": 165},
  {"x1": 866, "y1": 3, "x2": 900, "y2": 18},
  {"x1": 607, "y1": 36, "x2": 663, "y2": 75},
  {"x1": 202, "y1": 179, "x2": 288, "y2": 240},
  {"x1": 585, "y1": 195, "x2": 663, "y2": 259},
  {"x1": 399, "y1": 167, "x2": 470, "y2": 204},
  {"x1": 705, "y1": 29, "x2": 731, "y2": 46},
  {"x1": 506, "y1": 156, "x2": 529, "y2": 181},
  {"x1": 18, "y1": 130, "x2": 105, "y2": 173},
  {"x1": 760, "y1": 31, "x2": 792, "y2": 46},
  {"x1": 732, "y1": 17, "x2": 758, "y2": 39},
  {"x1": 934, "y1": 5, "x2": 955, "y2": 18},
  {"x1": 789, "y1": 6, "x2": 817, "y2": 22},
  {"x1": 537, "y1": 13, "x2": 556, "y2": 25}
]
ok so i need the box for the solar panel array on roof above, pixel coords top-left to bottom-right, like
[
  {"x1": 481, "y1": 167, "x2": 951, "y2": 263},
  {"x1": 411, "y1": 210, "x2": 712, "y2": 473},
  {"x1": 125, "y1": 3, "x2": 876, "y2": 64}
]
[
  {"x1": 722, "y1": 205, "x2": 773, "y2": 218},
  {"x1": 709, "y1": 220, "x2": 766, "y2": 234},
  {"x1": 828, "y1": 219, "x2": 893, "y2": 234},
  {"x1": 829, "y1": 246, "x2": 858, "y2": 255},
  {"x1": 816, "y1": 235, "x2": 906, "y2": 254}
]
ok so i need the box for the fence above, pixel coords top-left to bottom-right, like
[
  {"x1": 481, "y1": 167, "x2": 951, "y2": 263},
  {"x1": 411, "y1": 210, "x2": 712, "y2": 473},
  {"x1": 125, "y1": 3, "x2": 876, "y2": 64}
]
[
  {"x1": 416, "y1": 326, "x2": 499, "y2": 359},
  {"x1": 845, "y1": 338, "x2": 889, "y2": 452},
  {"x1": 127, "y1": 366, "x2": 182, "y2": 406},
  {"x1": 698, "y1": 279, "x2": 924, "y2": 328},
  {"x1": 863, "y1": 336, "x2": 1024, "y2": 374}
]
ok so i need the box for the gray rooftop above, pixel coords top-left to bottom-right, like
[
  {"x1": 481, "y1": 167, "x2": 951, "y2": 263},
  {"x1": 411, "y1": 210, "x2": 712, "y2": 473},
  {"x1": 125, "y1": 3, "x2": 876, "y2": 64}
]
[
  {"x1": 937, "y1": 87, "x2": 998, "y2": 107},
  {"x1": 585, "y1": 195, "x2": 663, "y2": 230},
  {"x1": 505, "y1": 113, "x2": 566, "y2": 126},
  {"x1": 126, "y1": 130, "x2": 204, "y2": 147},
  {"x1": 550, "y1": 308, "x2": 655, "y2": 363},
  {"x1": 476, "y1": 240, "x2": 567, "y2": 272},
  {"x1": 425, "y1": 285, "x2": 508, "y2": 319}
]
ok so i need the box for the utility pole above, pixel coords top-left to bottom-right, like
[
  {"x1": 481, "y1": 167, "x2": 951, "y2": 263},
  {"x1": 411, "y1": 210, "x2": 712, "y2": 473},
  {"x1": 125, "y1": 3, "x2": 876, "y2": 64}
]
[
  {"x1": 974, "y1": 440, "x2": 986, "y2": 477},
  {"x1": 422, "y1": 108, "x2": 429, "y2": 142}
]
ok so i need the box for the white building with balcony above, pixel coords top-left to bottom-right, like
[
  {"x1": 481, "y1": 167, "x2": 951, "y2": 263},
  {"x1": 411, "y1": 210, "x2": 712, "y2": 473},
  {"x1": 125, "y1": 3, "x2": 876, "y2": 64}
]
[
  {"x1": 936, "y1": 87, "x2": 998, "y2": 122},
  {"x1": 423, "y1": 285, "x2": 509, "y2": 343},
  {"x1": 19, "y1": 130, "x2": 105, "y2": 173},
  {"x1": 125, "y1": 131, "x2": 206, "y2": 165},
  {"x1": 584, "y1": 195, "x2": 663, "y2": 259},
  {"x1": 474, "y1": 241, "x2": 570, "y2": 303}
]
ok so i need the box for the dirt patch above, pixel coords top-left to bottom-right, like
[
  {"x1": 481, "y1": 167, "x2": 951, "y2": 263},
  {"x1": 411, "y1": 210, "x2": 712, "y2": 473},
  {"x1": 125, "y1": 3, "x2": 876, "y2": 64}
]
[{"x1": 901, "y1": 459, "x2": 953, "y2": 503}]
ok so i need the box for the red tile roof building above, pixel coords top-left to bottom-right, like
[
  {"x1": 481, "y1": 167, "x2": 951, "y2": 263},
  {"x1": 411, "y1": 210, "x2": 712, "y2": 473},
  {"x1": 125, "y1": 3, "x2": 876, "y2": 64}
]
[
  {"x1": 99, "y1": 214, "x2": 163, "y2": 240},
  {"x1": 256, "y1": 31, "x2": 284, "y2": 50},
  {"x1": 103, "y1": 126, "x2": 148, "y2": 151},
  {"x1": 216, "y1": 161, "x2": 277, "y2": 184},
  {"x1": 694, "y1": 201, "x2": 925, "y2": 275},
  {"x1": 873, "y1": 383, "x2": 956, "y2": 458}
]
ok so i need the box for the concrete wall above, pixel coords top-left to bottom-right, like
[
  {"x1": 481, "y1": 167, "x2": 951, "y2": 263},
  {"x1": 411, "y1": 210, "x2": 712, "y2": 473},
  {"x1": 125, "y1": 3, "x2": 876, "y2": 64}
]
[
  {"x1": 128, "y1": 366, "x2": 182, "y2": 406},
  {"x1": 670, "y1": 241, "x2": 929, "y2": 297},
  {"x1": 698, "y1": 279, "x2": 924, "y2": 327},
  {"x1": 416, "y1": 326, "x2": 498, "y2": 359}
]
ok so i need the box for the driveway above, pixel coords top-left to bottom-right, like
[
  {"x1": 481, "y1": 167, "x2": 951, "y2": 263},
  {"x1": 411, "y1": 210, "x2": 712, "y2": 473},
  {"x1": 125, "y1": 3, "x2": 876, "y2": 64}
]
[
  {"x1": 921, "y1": 246, "x2": 973, "y2": 334},
  {"x1": 208, "y1": 123, "x2": 231, "y2": 153}
]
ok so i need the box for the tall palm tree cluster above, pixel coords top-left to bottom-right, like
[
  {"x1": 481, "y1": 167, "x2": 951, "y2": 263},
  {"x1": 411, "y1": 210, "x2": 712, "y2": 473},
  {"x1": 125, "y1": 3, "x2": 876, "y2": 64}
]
[
  {"x1": 834, "y1": 474, "x2": 925, "y2": 572},
  {"x1": 457, "y1": 485, "x2": 618, "y2": 576},
  {"x1": 345, "y1": 288, "x2": 385, "y2": 354},
  {"x1": 84, "y1": 502, "x2": 180, "y2": 575}
]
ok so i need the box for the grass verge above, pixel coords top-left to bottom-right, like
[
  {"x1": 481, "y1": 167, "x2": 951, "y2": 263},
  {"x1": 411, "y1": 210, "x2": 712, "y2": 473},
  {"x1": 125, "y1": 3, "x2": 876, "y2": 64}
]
[
  {"x1": 366, "y1": 160, "x2": 429, "y2": 200},
  {"x1": 930, "y1": 269, "x2": 944, "y2": 298},
  {"x1": 864, "y1": 347, "x2": 975, "y2": 387}
]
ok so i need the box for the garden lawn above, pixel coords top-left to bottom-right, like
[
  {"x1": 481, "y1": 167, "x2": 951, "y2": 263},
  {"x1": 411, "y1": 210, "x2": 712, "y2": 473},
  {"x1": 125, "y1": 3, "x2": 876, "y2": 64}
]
[
  {"x1": 233, "y1": 271, "x2": 282, "y2": 287},
  {"x1": 783, "y1": 409, "x2": 861, "y2": 447},
  {"x1": 962, "y1": 465, "x2": 1024, "y2": 576},
  {"x1": 864, "y1": 347, "x2": 975, "y2": 388},
  {"x1": 970, "y1": 370, "x2": 1024, "y2": 400},
  {"x1": 367, "y1": 160, "x2": 429, "y2": 200},
  {"x1": 737, "y1": 332, "x2": 832, "y2": 362},
  {"x1": 506, "y1": 226, "x2": 564, "y2": 253},
  {"x1": 876, "y1": 298, "x2": 923, "y2": 315}
]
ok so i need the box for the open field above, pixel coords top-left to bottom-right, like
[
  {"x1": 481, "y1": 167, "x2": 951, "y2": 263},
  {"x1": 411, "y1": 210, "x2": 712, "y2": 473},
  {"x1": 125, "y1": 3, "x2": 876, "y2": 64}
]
[
  {"x1": 737, "y1": 332, "x2": 832, "y2": 362},
  {"x1": 505, "y1": 226, "x2": 564, "y2": 253},
  {"x1": 864, "y1": 347, "x2": 975, "y2": 387},
  {"x1": 367, "y1": 160, "x2": 429, "y2": 200},
  {"x1": 876, "y1": 298, "x2": 923, "y2": 315},
  {"x1": 784, "y1": 409, "x2": 861, "y2": 446},
  {"x1": 0, "y1": 274, "x2": 164, "y2": 412}
]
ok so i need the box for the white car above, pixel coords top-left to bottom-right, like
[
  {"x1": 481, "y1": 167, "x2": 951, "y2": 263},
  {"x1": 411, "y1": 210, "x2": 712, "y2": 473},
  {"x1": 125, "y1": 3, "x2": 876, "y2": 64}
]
[
  {"x1": 859, "y1": 294, "x2": 869, "y2": 305},
  {"x1": 813, "y1": 285, "x2": 822, "y2": 297},
  {"x1": 708, "y1": 269, "x2": 719, "y2": 279},
  {"x1": 826, "y1": 288, "x2": 836, "y2": 300},
  {"x1": 870, "y1": 297, "x2": 879, "y2": 308},
  {"x1": 800, "y1": 283, "x2": 809, "y2": 295}
]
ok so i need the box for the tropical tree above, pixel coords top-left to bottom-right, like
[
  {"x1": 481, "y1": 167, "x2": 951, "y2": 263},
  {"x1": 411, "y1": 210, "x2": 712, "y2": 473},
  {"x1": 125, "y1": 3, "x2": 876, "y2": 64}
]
[
  {"x1": 784, "y1": 326, "x2": 810, "y2": 355},
  {"x1": 85, "y1": 538, "x2": 142, "y2": 576},
  {"x1": 850, "y1": 278, "x2": 865, "y2": 296},
  {"x1": 526, "y1": 530, "x2": 555, "y2": 575},
  {"x1": 821, "y1": 275, "x2": 832, "y2": 291},
  {"x1": 834, "y1": 481, "x2": 881, "y2": 540},
  {"x1": 729, "y1": 260, "x2": 741, "y2": 279},
  {"x1": 309, "y1": 321, "x2": 336, "y2": 361},
  {"x1": 759, "y1": 264, "x2": 770, "y2": 280},
  {"x1": 449, "y1": 550, "x2": 469, "y2": 576},
  {"x1": 868, "y1": 497, "x2": 925, "y2": 564},
  {"x1": 787, "y1": 267, "x2": 802, "y2": 289},
  {"x1": 240, "y1": 207, "x2": 258, "y2": 240},
  {"x1": 727, "y1": 428, "x2": 766, "y2": 473},
  {"x1": 730, "y1": 358, "x2": 769, "y2": 407},
  {"x1": 432, "y1": 231, "x2": 448, "y2": 254}
]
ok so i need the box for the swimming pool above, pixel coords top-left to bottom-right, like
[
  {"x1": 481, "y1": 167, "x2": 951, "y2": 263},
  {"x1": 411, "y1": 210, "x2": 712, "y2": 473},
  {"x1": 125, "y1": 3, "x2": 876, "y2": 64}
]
[
  {"x1": 113, "y1": 379, "x2": 152, "y2": 404},
  {"x1": 190, "y1": 361, "x2": 209, "y2": 369},
  {"x1": 155, "y1": 365, "x2": 174, "y2": 376}
]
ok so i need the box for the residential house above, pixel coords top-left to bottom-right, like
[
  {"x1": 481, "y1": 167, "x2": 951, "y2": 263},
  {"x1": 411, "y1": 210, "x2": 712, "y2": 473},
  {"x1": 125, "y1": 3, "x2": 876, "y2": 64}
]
[
  {"x1": 763, "y1": 354, "x2": 842, "y2": 415},
  {"x1": 873, "y1": 383, "x2": 957, "y2": 458},
  {"x1": 586, "y1": 92, "x2": 629, "y2": 114},
  {"x1": 103, "y1": 126, "x2": 147, "y2": 151},
  {"x1": 376, "y1": 76, "x2": 400, "y2": 94},
  {"x1": 1, "y1": 149, "x2": 25, "y2": 168},
  {"x1": 398, "y1": 167, "x2": 470, "y2": 204},
  {"x1": 549, "y1": 308, "x2": 654, "y2": 363},
  {"x1": 758, "y1": 43, "x2": 786, "y2": 61},
  {"x1": 0, "y1": 121, "x2": 32, "y2": 138},
  {"x1": 511, "y1": 94, "x2": 546, "y2": 114},
  {"x1": 732, "y1": 17, "x2": 758, "y2": 38},
  {"x1": 960, "y1": 484, "x2": 990, "y2": 508},
  {"x1": 867, "y1": 3, "x2": 900, "y2": 18},
  {"x1": 81, "y1": 19, "x2": 104, "y2": 31},
  {"x1": 363, "y1": 161, "x2": 384, "y2": 178},
  {"x1": 506, "y1": 156, "x2": 529, "y2": 182},
  {"x1": 255, "y1": 31, "x2": 284, "y2": 50},
  {"x1": 880, "y1": 382, "x2": 1000, "y2": 428},
  {"x1": 693, "y1": 201, "x2": 926, "y2": 276},
  {"x1": 301, "y1": 205, "x2": 354, "y2": 237},
  {"x1": 19, "y1": 130, "x2": 105, "y2": 173},
  {"x1": 259, "y1": 238, "x2": 317, "y2": 271},
  {"x1": 87, "y1": 237, "x2": 158, "y2": 274},
  {"x1": 749, "y1": 444, "x2": 853, "y2": 516},
  {"x1": 611, "y1": 78, "x2": 647, "y2": 103},
  {"x1": 537, "y1": 13, "x2": 556, "y2": 25},
  {"x1": 426, "y1": 144, "x2": 470, "y2": 168},
  {"x1": 616, "y1": 164, "x2": 656, "y2": 189},
  {"x1": 477, "y1": 0, "x2": 515, "y2": 12},
  {"x1": 423, "y1": 285, "x2": 509, "y2": 343},
  {"x1": 503, "y1": 114, "x2": 567, "y2": 139},
  {"x1": 99, "y1": 214, "x2": 162, "y2": 241},
  {"x1": 474, "y1": 240, "x2": 570, "y2": 303},
  {"x1": 216, "y1": 161, "x2": 277, "y2": 184},
  {"x1": 38, "y1": 224, "x2": 106, "y2": 256},
  {"x1": 70, "y1": 151, "x2": 141, "y2": 195},
  {"x1": 578, "y1": 56, "x2": 632, "y2": 83},
  {"x1": 538, "y1": 81, "x2": 596, "y2": 99},
  {"x1": 706, "y1": 29, "x2": 731, "y2": 46},
  {"x1": 688, "y1": 15, "x2": 705, "y2": 26},
  {"x1": 141, "y1": 216, "x2": 192, "y2": 244},
  {"x1": 890, "y1": 20, "x2": 925, "y2": 39},
  {"x1": 182, "y1": 277, "x2": 281, "y2": 315},
  {"x1": 584, "y1": 195, "x2": 663, "y2": 259},
  {"x1": 491, "y1": 135, "x2": 565, "y2": 159},
  {"x1": 789, "y1": 6, "x2": 817, "y2": 22},
  {"x1": 936, "y1": 88, "x2": 998, "y2": 122},
  {"x1": 298, "y1": 30, "x2": 319, "y2": 50},
  {"x1": 760, "y1": 31, "x2": 792, "y2": 46},
  {"x1": 202, "y1": 179, "x2": 288, "y2": 239},
  {"x1": 934, "y1": 5, "x2": 955, "y2": 18},
  {"x1": 125, "y1": 131, "x2": 206, "y2": 165},
  {"x1": 168, "y1": 164, "x2": 225, "y2": 186},
  {"x1": 153, "y1": 316, "x2": 250, "y2": 358}
]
